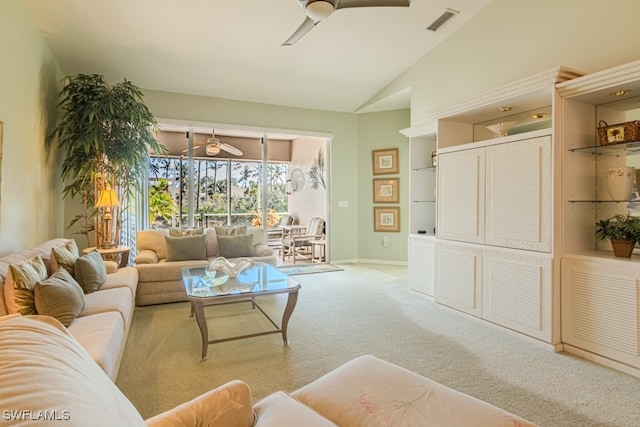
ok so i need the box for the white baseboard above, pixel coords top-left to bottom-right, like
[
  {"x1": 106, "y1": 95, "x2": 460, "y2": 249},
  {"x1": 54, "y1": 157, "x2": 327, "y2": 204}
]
[{"x1": 331, "y1": 258, "x2": 407, "y2": 266}]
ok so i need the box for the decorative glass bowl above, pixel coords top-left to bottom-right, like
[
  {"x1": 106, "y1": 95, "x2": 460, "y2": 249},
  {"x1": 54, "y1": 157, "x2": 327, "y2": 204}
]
[
  {"x1": 486, "y1": 121, "x2": 518, "y2": 138},
  {"x1": 207, "y1": 257, "x2": 254, "y2": 279}
]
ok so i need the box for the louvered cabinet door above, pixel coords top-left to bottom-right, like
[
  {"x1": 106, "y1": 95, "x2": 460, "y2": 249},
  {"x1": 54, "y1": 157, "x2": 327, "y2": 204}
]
[
  {"x1": 483, "y1": 247, "x2": 553, "y2": 343},
  {"x1": 437, "y1": 147, "x2": 485, "y2": 244},
  {"x1": 561, "y1": 258, "x2": 640, "y2": 368},
  {"x1": 408, "y1": 235, "x2": 435, "y2": 296},
  {"x1": 485, "y1": 135, "x2": 552, "y2": 252},
  {"x1": 435, "y1": 240, "x2": 483, "y2": 317}
]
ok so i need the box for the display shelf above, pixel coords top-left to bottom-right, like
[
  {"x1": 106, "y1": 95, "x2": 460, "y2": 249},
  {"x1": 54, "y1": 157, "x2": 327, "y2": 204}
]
[
  {"x1": 412, "y1": 166, "x2": 436, "y2": 172},
  {"x1": 568, "y1": 140, "x2": 640, "y2": 155}
]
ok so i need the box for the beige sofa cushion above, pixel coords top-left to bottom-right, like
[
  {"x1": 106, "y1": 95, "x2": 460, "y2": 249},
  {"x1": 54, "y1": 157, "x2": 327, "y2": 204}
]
[
  {"x1": 292, "y1": 355, "x2": 538, "y2": 427},
  {"x1": 254, "y1": 391, "x2": 338, "y2": 427},
  {"x1": 74, "y1": 250, "x2": 107, "y2": 293},
  {"x1": 67, "y1": 311, "x2": 125, "y2": 380},
  {"x1": 50, "y1": 239, "x2": 79, "y2": 276},
  {"x1": 165, "y1": 234, "x2": 207, "y2": 261},
  {"x1": 0, "y1": 315, "x2": 145, "y2": 426},
  {"x1": 169, "y1": 227, "x2": 204, "y2": 237},
  {"x1": 34, "y1": 268, "x2": 85, "y2": 327},
  {"x1": 5, "y1": 255, "x2": 48, "y2": 315},
  {"x1": 217, "y1": 234, "x2": 255, "y2": 258}
]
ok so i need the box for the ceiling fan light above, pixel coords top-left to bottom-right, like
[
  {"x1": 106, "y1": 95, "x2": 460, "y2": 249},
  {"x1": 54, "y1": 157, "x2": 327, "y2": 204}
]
[
  {"x1": 305, "y1": 1, "x2": 335, "y2": 21},
  {"x1": 206, "y1": 144, "x2": 220, "y2": 156}
]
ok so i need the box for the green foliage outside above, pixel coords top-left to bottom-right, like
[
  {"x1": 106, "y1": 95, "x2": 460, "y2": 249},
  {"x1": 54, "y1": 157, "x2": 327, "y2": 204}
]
[{"x1": 149, "y1": 157, "x2": 288, "y2": 227}]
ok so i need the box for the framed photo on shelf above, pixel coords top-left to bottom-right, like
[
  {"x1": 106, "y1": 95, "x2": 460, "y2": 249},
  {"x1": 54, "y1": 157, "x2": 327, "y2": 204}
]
[
  {"x1": 374, "y1": 206, "x2": 400, "y2": 232},
  {"x1": 373, "y1": 178, "x2": 399, "y2": 203},
  {"x1": 372, "y1": 148, "x2": 399, "y2": 175}
]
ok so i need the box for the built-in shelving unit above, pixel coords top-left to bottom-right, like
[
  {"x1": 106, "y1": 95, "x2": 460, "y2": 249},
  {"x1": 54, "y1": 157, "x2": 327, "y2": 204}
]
[
  {"x1": 557, "y1": 59, "x2": 640, "y2": 376},
  {"x1": 401, "y1": 58, "x2": 640, "y2": 377}
]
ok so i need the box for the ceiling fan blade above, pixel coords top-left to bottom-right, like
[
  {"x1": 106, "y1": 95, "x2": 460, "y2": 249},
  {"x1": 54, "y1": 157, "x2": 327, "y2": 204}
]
[
  {"x1": 282, "y1": 16, "x2": 318, "y2": 46},
  {"x1": 335, "y1": 0, "x2": 410, "y2": 10},
  {"x1": 220, "y1": 143, "x2": 243, "y2": 156},
  {"x1": 182, "y1": 144, "x2": 206, "y2": 153}
]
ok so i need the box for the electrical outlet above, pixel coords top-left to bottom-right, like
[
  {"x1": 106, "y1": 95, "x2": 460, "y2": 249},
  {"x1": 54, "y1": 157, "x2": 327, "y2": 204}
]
[{"x1": 383, "y1": 236, "x2": 389, "y2": 247}]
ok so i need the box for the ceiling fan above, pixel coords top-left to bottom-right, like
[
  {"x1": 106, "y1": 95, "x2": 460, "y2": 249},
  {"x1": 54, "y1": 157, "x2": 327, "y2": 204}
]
[
  {"x1": 283, "y1": 0, "x2": 411, "y2": 46},
  {"x1": 183, "y1": 129, "x2": 243, "y2": 157}
]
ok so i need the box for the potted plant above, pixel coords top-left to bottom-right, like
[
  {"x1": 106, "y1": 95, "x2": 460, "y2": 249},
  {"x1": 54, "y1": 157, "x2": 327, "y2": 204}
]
[
  {"x1": 595, "y1": 214, "x2": 640, "y2": 258},
  {"x1": 49, "y1": 74, "x2": 166, "y2": 247}
]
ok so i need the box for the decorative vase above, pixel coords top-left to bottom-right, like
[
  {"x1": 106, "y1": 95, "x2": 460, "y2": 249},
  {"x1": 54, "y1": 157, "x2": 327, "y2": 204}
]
[
  {"x1": 610, "y1": 238, "x2": 635, "y2": 258},
  {"x1": 606, "y1": 166, "x2": 635, "y2": 200}
]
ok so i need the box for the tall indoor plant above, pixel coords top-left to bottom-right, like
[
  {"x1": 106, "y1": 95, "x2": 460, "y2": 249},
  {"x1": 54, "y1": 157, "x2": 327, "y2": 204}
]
[{"x1": 50, "y1": 74, "x2": 166, "y2": 247}]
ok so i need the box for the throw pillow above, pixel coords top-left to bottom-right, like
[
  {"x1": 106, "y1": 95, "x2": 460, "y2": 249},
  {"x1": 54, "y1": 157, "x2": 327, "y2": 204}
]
[
  {"x1": 247, "y1": 228, "x2": 267, "y2": 246},
  {"x1": 6, "y1": 255, "x2": 48, "y2": 315},
  {"x1": 168, "y1": 227, "x2": 205, "y2": 237},
  {"x1": 217, "y1": 235, "x2": 255, "y2": 258},
  {"x1": 215, "y1": 225, "x2": 247, "y2": 236},
  {"x1": 164, "y1": 234, "x2": 207, "y2": 262},
  {"x1": 50, "y1": 239, "x2": 80, "y2": 276},
  {"x1": 34, "y1": 269, "x2": 85, "y2": 327},
  {"x1": 74, "y1": 251, "x2": 107, "y2": 294}
]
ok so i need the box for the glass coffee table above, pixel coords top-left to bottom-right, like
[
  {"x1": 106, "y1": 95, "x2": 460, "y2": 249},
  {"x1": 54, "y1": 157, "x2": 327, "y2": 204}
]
[{"x1": 181, "y1": 262, "x2": 301, "y2": 361}]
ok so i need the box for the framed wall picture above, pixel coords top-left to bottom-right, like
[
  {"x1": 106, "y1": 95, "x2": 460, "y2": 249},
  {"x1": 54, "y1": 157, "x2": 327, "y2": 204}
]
[
  {"x1": 372, "y1": 148, "x2": 399, "y2": 175},
  {"x1": 373, "y1": 178, "x2": 399, "y2": 203},
  {"x1": 374, "y1": 206, "x2": 400, "y2": 232}
]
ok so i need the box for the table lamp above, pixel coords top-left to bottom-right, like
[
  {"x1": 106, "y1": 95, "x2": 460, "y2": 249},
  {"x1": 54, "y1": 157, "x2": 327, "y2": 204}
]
[{"x1": 96, "y1": 187, "x2": 120, "y2": 248}]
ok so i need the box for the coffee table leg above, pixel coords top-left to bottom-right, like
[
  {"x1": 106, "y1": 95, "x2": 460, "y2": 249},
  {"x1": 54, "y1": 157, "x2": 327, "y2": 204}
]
[
  {"x1": 281, "y1": 290, "x2": 299, "y2": 346},
  {"x1": 191, "y1": 301, "x2": 209, "y2": 361}
]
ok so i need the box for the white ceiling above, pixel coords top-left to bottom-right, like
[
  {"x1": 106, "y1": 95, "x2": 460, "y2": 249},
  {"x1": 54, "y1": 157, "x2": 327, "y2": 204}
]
[{"x1": 24, "y1": 0, "x2": 492, "y2": 114}]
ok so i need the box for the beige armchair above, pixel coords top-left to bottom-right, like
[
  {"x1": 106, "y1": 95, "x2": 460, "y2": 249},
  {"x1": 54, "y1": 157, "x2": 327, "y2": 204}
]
[{"x1": 281, "y1": 217, "x2": 325, "y2": 264}]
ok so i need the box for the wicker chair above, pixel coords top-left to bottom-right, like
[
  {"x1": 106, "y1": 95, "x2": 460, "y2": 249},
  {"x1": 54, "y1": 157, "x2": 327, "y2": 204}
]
[{"x1": 281, "y1": 217, "x2": 325, "y2": 264}]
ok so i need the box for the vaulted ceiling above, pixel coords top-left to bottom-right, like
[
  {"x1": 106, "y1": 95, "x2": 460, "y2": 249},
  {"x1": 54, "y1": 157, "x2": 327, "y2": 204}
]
[{"x1": 25, "y1": 0, "x2": 492, "y2": 114}]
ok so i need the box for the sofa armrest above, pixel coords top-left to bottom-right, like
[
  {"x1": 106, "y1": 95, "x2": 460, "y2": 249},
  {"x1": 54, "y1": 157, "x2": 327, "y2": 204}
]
[
  {"x1": 104, "y1": 260, "x2": 119, "y2": 274},
  {"x1": 145, "y1": 380, "x2": 255, "y2": 427},
  {"x1": 253, "y1": 243, "x2": 274, "y2": 257},
  {"x1": 135, "y1": 249, "x2": 160, "y2": 265}
]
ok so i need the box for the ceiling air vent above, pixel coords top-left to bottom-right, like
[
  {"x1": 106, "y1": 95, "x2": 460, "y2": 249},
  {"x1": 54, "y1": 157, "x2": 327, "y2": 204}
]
[{"x1": 426, "y1": 8, "x2": 459, "y2": 31}]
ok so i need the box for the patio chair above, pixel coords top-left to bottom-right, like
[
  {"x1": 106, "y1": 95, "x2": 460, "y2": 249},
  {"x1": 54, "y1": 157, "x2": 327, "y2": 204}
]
[{"x1": 282, "y1": 217, "x2": 325, "y2": 264}]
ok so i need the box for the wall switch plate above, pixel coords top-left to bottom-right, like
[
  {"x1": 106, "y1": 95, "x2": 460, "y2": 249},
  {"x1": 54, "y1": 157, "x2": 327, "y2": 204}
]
[
  {"x1": 338, "y1": 200, "x2": 349, "y2": 208},
  {"x1": 383, "y1": 236, "x2": 389, "y2": 247}
]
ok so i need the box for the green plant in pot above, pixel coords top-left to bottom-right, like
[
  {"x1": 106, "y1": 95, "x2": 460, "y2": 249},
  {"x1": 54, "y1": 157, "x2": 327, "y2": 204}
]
[
  {"x1": 49, "y1": 74, "x2": 166, "y2": 247},
  {"x1": 595, "y1": 214, "x2": 640, "y2": 258}
]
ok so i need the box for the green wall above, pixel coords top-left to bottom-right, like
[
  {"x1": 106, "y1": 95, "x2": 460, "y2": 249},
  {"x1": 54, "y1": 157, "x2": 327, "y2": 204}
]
[
  {"x1": 357, "y1": 110, "x2": 410, "y2": 263},
  {"x1": 0, "y1": 0, "x2": 63, "y2": 255},
  {"x1": 142, "y1": 90, "x2": 410, "y2": 263}
]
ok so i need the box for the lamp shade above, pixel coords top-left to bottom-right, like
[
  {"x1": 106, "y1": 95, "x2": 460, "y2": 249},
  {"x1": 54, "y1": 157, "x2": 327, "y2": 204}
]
[
  {"x1": 305, "y1": 0, "x2": 335, "y2": 21},
  {"x1": 96, "y1": 189, "x2": 120, "y2": 208}
]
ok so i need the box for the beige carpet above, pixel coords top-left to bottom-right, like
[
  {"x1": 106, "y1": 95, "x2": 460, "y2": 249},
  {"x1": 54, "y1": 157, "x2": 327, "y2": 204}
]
[{"x1": 117, "y1": 264, "x2": 640, "y2": 426}]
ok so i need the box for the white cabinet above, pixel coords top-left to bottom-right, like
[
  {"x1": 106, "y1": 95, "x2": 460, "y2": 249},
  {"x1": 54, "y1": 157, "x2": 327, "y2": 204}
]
[
  {"x1": 437, "y1": 147, "x2": 485, "y2": 244},
  {"x1": 435, "y1": 240, "x2": 482, "y2": 317},
  {"x1": 485, "y1": 135, "x2": 552, "y2": 252},
  {"x1": 408, "y1": 235, "x2": 435, "y2": 296},
  {"x1": 483, "y1": 247, "x2": 553, "y2": 342},
  {"x1": 562, "y1": 257, "x2": 640, "y2": 371},
  {"x1": 437, "y1": 134, "x2": 552, "y2": 251}
]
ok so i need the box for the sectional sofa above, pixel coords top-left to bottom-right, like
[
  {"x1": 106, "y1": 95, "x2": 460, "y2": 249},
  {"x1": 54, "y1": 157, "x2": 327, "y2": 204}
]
[
  {"x1": 0, "y1": 314, "x2": 538, "y2": 426},
  {"x1": 135, "y1": 227, "x2": 276, "y2": 305},
  {"x1": 0, "y1": 238, "x2": 137, "y2": 380}
]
